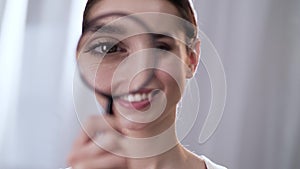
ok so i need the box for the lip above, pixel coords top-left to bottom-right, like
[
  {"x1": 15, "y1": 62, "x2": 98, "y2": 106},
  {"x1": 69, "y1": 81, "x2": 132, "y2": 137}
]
[{"x1": 116, "y1": 89, "x2": 159, "y2": 110}]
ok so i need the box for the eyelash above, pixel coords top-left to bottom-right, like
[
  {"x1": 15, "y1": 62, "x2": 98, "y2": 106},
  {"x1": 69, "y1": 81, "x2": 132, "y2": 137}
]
[
  {"x1": 86, "y1": 40, "x2": 173, "y2": 56},
  {"x1": 87, "y1": 41, "x2": 125, "y2": 56},
  {"x1": 155, "y1": 42, "x2": 172, "y2": 51}
]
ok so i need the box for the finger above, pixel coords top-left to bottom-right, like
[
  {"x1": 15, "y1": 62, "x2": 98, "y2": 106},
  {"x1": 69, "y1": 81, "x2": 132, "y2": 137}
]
[
  {"x1": 73, "y1": 115, "x2": 121, "y2": 148},
  {"x1": 93, "y1": 132, "x2": 123, "y2": 154},
  {"x1": 68, "y1": 132, "x2": 122, "y2": 165},
  {"x1": 68, "y1": 138, "x2": 103, "y2": 165},
  {"x1": 72, "y1": 154, "x2": 127, "y2": 169}
]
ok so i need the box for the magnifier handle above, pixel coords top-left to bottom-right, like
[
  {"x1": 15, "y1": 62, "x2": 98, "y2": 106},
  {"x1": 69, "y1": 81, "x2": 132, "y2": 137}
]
[{"x1": 106, "y1": 97, "x2": 114, "y2": 115}]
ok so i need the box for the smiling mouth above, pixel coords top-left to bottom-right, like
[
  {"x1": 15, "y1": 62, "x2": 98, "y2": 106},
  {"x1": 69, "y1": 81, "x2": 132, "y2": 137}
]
[{"x1": 117, "y1": 89, "x2": 160, "y2": 110}]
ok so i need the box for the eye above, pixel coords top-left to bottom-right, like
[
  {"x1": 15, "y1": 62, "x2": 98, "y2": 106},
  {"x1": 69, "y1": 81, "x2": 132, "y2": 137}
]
[
  {"x1": 156, "y1": 42, "x2": 172, "y2": 51},
  {"x1": 85, "y1": 37, "x2": 126, "y2": 56},
  {"x1": 93, "y1": 42, "x2": 123, "y2": 54},
  {"x1": 89, "y1": 42, "x2": 125, "y2": 56}
]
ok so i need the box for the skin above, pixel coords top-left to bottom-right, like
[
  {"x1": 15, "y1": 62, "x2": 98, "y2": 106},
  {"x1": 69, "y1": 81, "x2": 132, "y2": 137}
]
[{"x1": 68, "y1": 0, "x2": 205, "y2": 169}]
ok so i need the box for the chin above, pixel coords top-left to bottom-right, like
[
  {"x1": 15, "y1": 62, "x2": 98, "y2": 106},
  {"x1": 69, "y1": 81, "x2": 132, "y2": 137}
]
[
  {"x1": 124, "y1": 118, "x2": 148, "y2": 128},
  {"x1": 118, "y1": 118, "x2": 152, "y2": 136}
]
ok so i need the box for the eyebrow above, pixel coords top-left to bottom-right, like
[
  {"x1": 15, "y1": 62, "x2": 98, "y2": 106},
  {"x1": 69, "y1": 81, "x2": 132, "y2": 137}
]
[
  {"x1": 83, "y1": 12, "x2": 130, "y2": 34},
  {"x1": 151, "y1": 33, "x2": 185, "y2": 44},
  {"x1": 88, "y1": 24, "x2": 127, "y2": 35},
  {"x1": 152, "y1": 33, "x2": 174, "y2": 39}
]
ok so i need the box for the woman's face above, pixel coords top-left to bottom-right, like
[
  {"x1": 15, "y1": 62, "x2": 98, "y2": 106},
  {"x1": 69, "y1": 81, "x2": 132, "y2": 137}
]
[{"x1": 78, "y1": 0, "x2": 198, "y2": 136}]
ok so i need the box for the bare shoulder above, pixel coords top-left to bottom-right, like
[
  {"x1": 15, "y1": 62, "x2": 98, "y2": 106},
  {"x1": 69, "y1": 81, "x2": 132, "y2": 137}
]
[
  {"x1": 183, "y1": 148, "x2": 227, "y2": 169},
  {"x1": 199, "y1": 155, "x2": 228, "y2": 169}
]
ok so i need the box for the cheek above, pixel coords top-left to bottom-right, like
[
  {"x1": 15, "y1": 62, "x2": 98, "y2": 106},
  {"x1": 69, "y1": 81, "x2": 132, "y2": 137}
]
[
  {"x1": 155, "y1": 70, "x2": 186, "y2": 100},
  {"x1": 156, "y1": 57, "x2": 187, "y2": 87}
]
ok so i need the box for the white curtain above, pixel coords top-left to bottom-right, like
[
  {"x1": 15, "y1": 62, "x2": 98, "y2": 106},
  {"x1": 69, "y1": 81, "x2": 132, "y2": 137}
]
[{"x1": 0, "y1": 0, "x2": 299, "y2": 169}]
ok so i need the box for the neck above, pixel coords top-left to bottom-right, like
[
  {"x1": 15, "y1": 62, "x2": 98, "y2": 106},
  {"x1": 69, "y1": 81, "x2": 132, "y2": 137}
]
[
  {"x1": 118, "y1": 108, "x2": 206, "y2": 169},
  {"x1": 122, "y1": 124, "x2": 206, "y2": 169},
  {"x1": 127, "y1": 144, "x2": 187, "y2": 169}
]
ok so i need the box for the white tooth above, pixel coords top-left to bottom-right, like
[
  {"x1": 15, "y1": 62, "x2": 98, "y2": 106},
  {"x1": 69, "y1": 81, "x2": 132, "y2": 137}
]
[
  {"x1": 128, "y1": 95, "x2": 134, "y2": 102},
  {"x1": 134, "y1": 94, "x2": 142, "y2": 102},
  {"x1": 148, "y1": 93, "x2": 152, "y2": 100},
  {"x1": 122, "y1": 93, "x2": 153, "y2": 102}
]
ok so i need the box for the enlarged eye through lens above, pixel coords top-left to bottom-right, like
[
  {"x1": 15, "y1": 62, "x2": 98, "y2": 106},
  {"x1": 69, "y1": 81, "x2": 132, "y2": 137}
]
[{"x1": 85, "y1": 37, "x2": 126, "y2": 57}]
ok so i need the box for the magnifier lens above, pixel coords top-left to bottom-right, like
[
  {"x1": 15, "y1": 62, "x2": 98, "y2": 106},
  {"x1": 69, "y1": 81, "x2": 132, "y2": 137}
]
[{"x1": 77, "y1": 13, "x2": 196, "y2": 114}]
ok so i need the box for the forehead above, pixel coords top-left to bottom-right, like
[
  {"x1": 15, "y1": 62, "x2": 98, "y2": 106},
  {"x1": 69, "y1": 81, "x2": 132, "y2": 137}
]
[
  {"x1": 87, "y1": 0, "x2": 180, "y2": 20},
  {"x1": 84, "y1": 0, "x2": 191, "y2": 41}
]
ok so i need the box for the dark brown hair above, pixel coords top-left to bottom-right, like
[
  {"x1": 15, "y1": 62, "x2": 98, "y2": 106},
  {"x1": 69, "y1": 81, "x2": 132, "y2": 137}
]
[{"x1": 81, "y1": 0, "x2": 198, "y2": 39}]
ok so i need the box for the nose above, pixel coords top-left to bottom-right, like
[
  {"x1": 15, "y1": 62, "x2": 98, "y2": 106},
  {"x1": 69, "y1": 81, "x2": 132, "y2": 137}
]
[
  {"x1": 129, "y1": 49, "x2": 156, "y2": 92},
  {"x1": 111, "y1": 35, "x2": 156, "y2": 95}
]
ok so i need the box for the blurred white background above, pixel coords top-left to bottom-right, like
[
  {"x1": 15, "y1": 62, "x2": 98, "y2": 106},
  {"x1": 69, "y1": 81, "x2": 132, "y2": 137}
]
[{"x1": 0, "y1": 0, "x2": 299, "y2": 169}]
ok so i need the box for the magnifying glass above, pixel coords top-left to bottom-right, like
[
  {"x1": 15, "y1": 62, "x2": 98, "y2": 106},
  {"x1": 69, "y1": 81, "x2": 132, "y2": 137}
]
[{"x1": 76, "y1": 13, "x2": 196, "y2": 115}]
